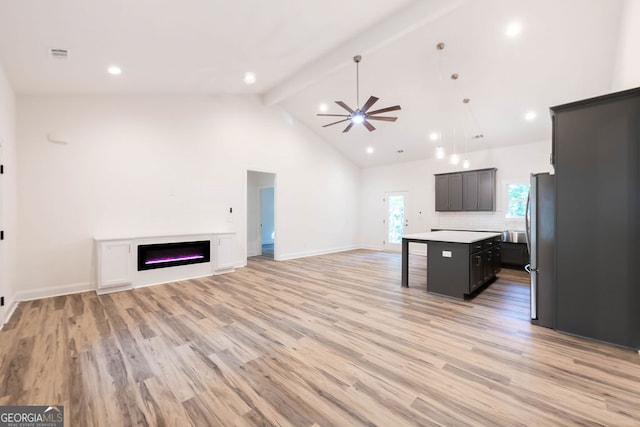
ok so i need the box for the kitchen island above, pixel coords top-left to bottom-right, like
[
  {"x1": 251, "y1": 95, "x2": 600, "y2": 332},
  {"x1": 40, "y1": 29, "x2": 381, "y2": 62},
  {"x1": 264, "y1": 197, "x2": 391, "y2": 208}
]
[{"x1": 402, "y1": 231, "x2": 502, "y2": 299}]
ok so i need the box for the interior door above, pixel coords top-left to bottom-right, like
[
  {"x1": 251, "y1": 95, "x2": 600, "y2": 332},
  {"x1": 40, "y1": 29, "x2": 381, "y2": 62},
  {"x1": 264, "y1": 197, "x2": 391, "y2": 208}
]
[{"x1": 383, "y1": 192, "x2": 409, "y2": 252}]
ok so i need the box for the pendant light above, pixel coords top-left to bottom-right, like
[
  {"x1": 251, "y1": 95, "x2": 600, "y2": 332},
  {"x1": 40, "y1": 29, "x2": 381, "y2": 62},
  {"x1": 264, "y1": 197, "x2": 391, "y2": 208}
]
[
  {"x1": 449, "y1": 73, "x2": 460, "y2": 165},
  {"x1": 462, "y1": 98, "x2": 470, "y2": 169},
  {"x1": 434, "y1": 43, "x2": 446, "y2": 159}
]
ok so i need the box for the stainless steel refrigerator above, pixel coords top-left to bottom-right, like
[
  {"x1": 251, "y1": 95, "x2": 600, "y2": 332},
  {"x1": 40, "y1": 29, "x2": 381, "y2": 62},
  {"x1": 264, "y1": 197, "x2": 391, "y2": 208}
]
[{"x1": 525, "y1": 172, "x2": 555, "y2": 329}]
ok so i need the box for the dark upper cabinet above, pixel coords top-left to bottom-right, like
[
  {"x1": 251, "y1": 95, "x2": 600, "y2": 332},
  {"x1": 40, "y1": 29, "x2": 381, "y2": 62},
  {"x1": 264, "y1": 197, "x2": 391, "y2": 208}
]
[
  {"x1": 449, "y1": 173, "x2": 463, "y2": 210},
  {"x1": 462, "y1": 172, "x2": 478, "y2": 210},
  {"x1": 477, "y1": 169, "x2": 495, "y2": 211},
  {"x1": 435, "y1": 173, "x2": 463, "y2": 211},
  {"x1": 435, "y1": 168, "x2": 496, "y2": 212},
  {"x1": 435, "y1": 175, "x2": 449, "y2": 211}
]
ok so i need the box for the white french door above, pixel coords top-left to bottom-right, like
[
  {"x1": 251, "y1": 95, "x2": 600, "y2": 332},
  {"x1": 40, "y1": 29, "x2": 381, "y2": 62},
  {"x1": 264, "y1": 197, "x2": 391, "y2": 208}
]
[{"x1": 383, "y1": 192, "x2": 409, "y2": 252}]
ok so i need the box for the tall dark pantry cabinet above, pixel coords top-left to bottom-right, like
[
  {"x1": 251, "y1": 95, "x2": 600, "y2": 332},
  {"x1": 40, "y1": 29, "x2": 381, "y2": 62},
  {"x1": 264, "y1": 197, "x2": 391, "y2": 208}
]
[{"x1": 552, "y1": 87, "x2": 640, "y2": 350}]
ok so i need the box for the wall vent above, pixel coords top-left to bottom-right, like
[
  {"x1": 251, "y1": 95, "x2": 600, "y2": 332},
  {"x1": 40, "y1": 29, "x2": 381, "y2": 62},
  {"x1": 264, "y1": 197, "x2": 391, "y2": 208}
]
[{"x1": 49, "y1": 48, "x2": 69, "y2": 59}]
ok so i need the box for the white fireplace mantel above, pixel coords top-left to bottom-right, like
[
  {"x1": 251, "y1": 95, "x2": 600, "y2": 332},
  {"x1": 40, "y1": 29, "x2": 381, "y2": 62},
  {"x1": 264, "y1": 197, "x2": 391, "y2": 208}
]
[{"x1": 94, "y1": 232, "x2": 235, "y2": 294}]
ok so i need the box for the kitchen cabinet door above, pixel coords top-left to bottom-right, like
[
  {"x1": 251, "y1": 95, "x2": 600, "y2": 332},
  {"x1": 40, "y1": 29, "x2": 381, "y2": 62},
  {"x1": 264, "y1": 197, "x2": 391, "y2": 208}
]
[
  {"x1": 214, "y1": 234, "x2": 236, "y2": 273},
  {"x1": 463, "y1": 172, "x2": 479, "y2": 210},
  {"x1": 449, "y1": 173, "x2": 463, "y2": 210},
  {"x1": 435, "y1": 175, "x2": 450, "y2": 211},
  {"x1": 477, "y1": 169, "x2": 496, "y2": 211},
  {"x1": 470, "y1": 253, "x2": 484, "y2": 291},
  {"x1": 482, "y1": 249, "x2": 494, "y2": 281},
  {"x1": 435, "y1": 173, "x2": 462, "y2": 211},
  {"x1": 493, "y1": 245, "x2": 502, "y2": 274},
  {"x1": 97, "y1": 240, "x2": 133, "y2": 290}
]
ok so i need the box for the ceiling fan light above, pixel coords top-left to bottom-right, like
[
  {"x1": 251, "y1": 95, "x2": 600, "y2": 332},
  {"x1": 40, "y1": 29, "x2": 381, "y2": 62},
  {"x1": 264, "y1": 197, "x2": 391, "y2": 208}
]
[
  {"x1": 351, "y1": 112, "x2": 365, "y2": 124},
  {"x1": 435, "y1": 146, "x2": 446, "y2": 159}
]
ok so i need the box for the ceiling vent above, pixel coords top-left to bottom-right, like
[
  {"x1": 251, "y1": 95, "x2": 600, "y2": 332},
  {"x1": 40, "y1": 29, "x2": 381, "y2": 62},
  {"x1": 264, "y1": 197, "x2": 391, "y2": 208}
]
[{"x1": 49, "y1": 48, "x2": 69, "y2": 59}]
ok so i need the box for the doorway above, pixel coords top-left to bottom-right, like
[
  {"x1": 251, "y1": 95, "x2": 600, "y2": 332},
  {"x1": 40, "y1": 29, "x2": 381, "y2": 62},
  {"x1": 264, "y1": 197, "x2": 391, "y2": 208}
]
[
  {"x1": 383, "y1": 191, "x2": 409, "y2": 252},
  {"x1": 259, "y1": 187, "x2": 275, "y2": 258},
  {"x1": 247, "y1": 171, "x2": 276, "y2": 260}
]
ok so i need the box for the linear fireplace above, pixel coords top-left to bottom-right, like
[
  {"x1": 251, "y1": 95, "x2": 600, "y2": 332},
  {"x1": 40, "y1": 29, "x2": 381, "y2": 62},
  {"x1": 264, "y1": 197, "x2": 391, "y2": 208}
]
[{"x1": 137, "y1": 240, "x2": 211, "y2": 271}]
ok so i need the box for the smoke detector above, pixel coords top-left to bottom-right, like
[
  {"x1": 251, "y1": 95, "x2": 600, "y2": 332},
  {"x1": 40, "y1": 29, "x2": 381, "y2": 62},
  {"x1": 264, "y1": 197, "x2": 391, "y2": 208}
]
[{"x1": 49, "y1": 48, "x2": 69, "y2": 59}]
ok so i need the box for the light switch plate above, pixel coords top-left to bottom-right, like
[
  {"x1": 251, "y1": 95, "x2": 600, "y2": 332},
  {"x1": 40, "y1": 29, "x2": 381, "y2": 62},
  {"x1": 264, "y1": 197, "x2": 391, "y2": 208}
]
[{"x1": 442, "y1": 250, "x2": 452, "y2": 258}]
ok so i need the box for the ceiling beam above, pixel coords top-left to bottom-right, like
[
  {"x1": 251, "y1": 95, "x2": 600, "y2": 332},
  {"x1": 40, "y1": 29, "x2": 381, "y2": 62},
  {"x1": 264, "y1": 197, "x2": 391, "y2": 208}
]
[{"x1": 262, "y1": 0, "x2": 470, "y2": 106}]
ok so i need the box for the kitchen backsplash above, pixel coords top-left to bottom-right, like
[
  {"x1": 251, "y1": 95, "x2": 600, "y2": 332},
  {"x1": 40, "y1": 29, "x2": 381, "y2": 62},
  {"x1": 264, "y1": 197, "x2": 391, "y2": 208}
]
[{"x1": 437, "y1": 212, "x2": 526, "y2": 232}]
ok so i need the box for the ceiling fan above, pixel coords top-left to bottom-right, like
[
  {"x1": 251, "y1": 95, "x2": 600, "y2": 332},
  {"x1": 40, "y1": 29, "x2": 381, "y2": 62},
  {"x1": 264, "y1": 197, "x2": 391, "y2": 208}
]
[{"x1": 318, "y1": 55, "x2": 401, "y2": 133}]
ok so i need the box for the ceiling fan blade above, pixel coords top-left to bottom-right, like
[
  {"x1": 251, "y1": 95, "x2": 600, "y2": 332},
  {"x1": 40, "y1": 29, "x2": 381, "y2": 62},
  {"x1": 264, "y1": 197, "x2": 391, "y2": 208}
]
[
  {"x1": 360, "y1": 96, "x2": 379, "y2": 113},
  {"x1": 367, "y1": 116, "x2": 398, "y2": 122},
  {"x1": 367, "y1": 105, "x2": 401, "y2": 115},
  {"x1": 322, "y1": 118, "x2": 351, "y2": 127},
  {"x1": 335, "y1": 101, "x2": 355, "y2": 114},
  {"x1": 317, "y1": 114, "x2": 350, "y2": 117},
  {"x1": 363, "y1": 120, "x2": 376, "y2": 132},
  {"x1": 368, "y1": 105, "x2": 401, "y2": 115},
  {"x1": 342, "y1": 122, "x2": 354, "y2": 133}
]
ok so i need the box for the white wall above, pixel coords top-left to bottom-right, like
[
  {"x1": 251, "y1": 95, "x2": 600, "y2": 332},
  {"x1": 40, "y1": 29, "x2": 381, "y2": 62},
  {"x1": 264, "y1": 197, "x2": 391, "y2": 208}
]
[
  {"x1": 0, "y1": 63, "x2": 17, "y2": 325},
  {"x1": 247, "y1": 171, "x2": 275, "y2": 256},
  {"x1": 612, "y1": 0, "x2": 640, "y2": 91},
  {"x1": 359, "y1": 140, "x2": 553, "y2": 251},
  {"x1": 16, "y1": 95, "x2": 360, "y2": 299}
]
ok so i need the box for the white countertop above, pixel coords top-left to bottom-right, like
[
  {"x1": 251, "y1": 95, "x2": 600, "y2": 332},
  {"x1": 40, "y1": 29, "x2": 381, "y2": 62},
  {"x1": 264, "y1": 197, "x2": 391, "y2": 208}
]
[
  {"x1": 403, "y1": 230, "x2": 501, "y2": 244},
  {"x1": 94, "y1": 231, "x2": 235, "y2": 241}
]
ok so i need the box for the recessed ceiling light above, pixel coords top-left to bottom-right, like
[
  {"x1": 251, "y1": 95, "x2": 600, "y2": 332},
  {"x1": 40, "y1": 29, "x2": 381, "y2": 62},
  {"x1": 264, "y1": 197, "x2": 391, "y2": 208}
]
[
  {"x1": 525, "y1": 111, "x2": 537, "y2": 121},
  {"x1": 429, "y1": 132, "x2": 439, "y2": 141},
  {"x1": 319, "y1": 103, "x2": 328, "y2": 113},
  {"x1": 505, "y1": 21, "x2": 523, "y2": 38},
  {"x1": 107, "y1": 65, "x2": 122, "y2": 75},
  {"x1": 243, "y1": 72, "x2": 257, "y2": 85},
  {"x1": 366, "y1": 147, "x2": 374, "y2": 154}
]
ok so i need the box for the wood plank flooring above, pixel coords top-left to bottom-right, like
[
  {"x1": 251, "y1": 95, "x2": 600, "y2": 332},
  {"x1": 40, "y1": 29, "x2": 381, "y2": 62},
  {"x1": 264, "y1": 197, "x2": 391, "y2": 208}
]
[{"x1": 1, "y1": 250, "x2": 639, "y2": 426}]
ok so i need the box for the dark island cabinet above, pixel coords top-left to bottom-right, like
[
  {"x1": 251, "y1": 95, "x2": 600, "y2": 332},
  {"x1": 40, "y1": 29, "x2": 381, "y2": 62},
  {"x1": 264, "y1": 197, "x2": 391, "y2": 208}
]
[
  {"x1": 428, "y1": 235, "x2": 502, "y2": 299},
  {"x1": 436, "y1": 168, "x2": 496, "y2": 212}
]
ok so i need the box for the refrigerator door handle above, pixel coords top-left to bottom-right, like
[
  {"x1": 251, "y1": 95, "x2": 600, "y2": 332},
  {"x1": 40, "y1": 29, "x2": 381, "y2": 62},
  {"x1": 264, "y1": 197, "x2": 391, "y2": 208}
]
[
  {"x1": 525, "y1": 190, "x2": 531, "y2": 256},
  {"x1": 530, "y1": 268, "x2": 537, "y2": 319}
]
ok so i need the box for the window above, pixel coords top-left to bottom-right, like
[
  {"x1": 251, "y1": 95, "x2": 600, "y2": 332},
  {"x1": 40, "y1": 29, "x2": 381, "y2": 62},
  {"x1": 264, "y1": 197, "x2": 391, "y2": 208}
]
[{"x1": 506, "y1": 183, "x2": 530, "y2": 218}]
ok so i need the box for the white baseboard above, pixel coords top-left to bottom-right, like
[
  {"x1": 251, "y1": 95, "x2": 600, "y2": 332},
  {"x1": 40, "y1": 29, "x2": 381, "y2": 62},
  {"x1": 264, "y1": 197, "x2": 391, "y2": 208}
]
[
  {"x1": 345, "y1": 244, "x2": 427, "y2": 257},
  {"x1": 0, "y1": 296, "x2": 18, "y2": 330},
  {"x1": 15, "y1": 281, "x2": 94, "y2": 302},
  {"x1": 277, "y1": 245, "x2": 360, "y2": 261},
  {"x1": 359, "y1": 245, "x2": 384, "y2": 251}
]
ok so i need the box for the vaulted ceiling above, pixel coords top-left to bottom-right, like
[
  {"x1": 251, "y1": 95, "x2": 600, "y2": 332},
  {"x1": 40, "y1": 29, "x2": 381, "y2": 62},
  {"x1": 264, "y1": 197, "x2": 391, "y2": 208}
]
[{"x1": 0, "y1": 0, "x2": 624, "y2": 167}]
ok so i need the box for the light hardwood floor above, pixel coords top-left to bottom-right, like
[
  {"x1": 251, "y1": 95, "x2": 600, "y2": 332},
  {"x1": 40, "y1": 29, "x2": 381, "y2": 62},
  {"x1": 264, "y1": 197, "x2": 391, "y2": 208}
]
[{"x1": 1, "y1": 250, "x2": 639, "y2": 426}]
